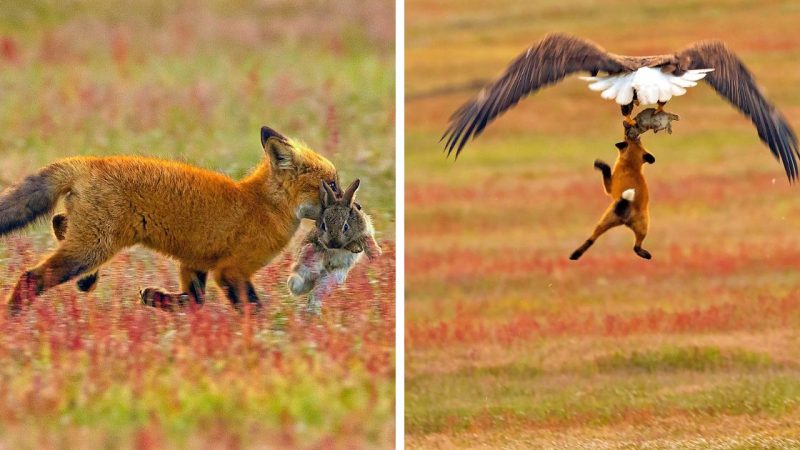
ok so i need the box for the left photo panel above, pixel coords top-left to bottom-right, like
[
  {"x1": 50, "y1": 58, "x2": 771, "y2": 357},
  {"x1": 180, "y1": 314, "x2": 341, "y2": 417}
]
[{"x1": 0, "y1": 1, "x2": 395, "y2": 448}]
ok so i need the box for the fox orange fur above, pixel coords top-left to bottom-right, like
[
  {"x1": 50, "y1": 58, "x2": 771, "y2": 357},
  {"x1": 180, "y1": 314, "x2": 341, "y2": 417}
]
[
  {"x1": 569, "y1": 136, "x2": 655, "y2": 260},
  {"x1": 1, "y1": 126, "x2": 337, "y2": 314}
]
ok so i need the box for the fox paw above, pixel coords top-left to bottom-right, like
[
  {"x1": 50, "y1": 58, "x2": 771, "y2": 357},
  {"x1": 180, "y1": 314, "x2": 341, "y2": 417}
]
[
  {"x1": 140, "y1": 287, "x2": 189, "y2": 311},
  {"x1": 633, "y1": 246, "x2": 652, "y2": 260}
]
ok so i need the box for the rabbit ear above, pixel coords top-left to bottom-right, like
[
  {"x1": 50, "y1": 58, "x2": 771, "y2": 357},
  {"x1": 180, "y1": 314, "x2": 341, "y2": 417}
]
[
  {"x1": 332, "y1": 176, "x2": 343, "y2": 196},
  {"x1": 341, "y1": 179, "x2": 361, "y2": 206},
  {"x1": 320, "y1": 180, "x2": 336, "y2": 207}
]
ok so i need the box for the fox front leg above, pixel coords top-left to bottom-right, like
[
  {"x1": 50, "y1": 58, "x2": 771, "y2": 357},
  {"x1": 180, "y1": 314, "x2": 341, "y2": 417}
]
[
  {"x1": 140, "y1": 266, "x2": 207, "y2": 311},
  {"x1": 214, "y1": 270, "x2": 262, "y2": 313}
]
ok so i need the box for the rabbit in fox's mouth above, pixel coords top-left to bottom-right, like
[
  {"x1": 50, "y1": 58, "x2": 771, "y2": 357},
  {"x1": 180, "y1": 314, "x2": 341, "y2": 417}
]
[{"x1": 287, "y1": 178, "x2": 381, "y2": 315}]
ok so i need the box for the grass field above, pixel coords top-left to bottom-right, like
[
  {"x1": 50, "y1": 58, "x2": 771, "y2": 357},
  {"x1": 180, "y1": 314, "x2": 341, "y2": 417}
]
[
  {"x1": 405, "y1": 0, "x2": 800, "y2": 447},
  {"x1": 0, "y1": 1, "x2": 395, "y2": 448}
]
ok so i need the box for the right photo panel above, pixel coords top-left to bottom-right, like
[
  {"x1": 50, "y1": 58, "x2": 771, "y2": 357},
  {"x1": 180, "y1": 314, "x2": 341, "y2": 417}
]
[{"x1": 405, "y1": 0, "x2": 800, "y2": 447}]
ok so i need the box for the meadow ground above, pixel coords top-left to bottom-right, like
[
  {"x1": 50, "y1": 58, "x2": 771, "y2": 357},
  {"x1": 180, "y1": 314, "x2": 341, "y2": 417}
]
[
  {"x1": 0, "y1": 1, "x2": 395, "y2": 448},
  {"x1": 405, "y1": 0, "x2": 800, "y2": 447}
]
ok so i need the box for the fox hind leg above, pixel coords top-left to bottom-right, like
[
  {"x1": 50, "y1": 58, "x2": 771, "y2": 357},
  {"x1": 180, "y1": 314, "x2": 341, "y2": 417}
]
[
  {"x1": 52, "y1": 213, "x2": 100, "y2": 292},
  {"x1": 7, "y1": 241, "x2": 114, "y2": 314},
  {"x1": 570, "y1": 208, "x2": 622, "y2": 260},
  {"x1": 629, "y1": 214, "x2": 651, "y2": 260}
]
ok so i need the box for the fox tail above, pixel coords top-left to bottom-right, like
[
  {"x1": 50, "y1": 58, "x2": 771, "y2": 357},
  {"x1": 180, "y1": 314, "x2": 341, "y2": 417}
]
[{"x1": 0, "y1": 161, "x2": 81, "y2": 236}]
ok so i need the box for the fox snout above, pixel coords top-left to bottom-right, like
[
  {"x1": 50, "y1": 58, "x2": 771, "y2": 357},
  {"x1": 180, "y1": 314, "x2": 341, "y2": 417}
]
[{"x1": 327, "y1": 238, "x2": 343, "y2": 249}]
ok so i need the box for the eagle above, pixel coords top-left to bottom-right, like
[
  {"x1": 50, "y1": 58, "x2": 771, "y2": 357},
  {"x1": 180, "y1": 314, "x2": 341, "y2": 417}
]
[{"x1": 442, "y1": 33, "x2": 799, "y2": 181}]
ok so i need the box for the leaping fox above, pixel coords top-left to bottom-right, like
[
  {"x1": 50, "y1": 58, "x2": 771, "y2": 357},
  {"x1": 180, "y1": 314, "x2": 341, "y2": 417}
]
[
  {"x1": 570, "y1": 136, "x2": 655, "y2": 260},
  {"x1": 0, "y1": 126, "x2": 337, "y2": 314}
]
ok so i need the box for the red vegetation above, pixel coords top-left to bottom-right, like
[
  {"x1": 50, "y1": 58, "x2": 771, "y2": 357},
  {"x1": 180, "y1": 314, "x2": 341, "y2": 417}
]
[
  {"x1": 0, "y1": 236, "x2": 395, "y2": 444},
  {"x1": 407, "y1": 289, "x2": 800, "y2": 348}
]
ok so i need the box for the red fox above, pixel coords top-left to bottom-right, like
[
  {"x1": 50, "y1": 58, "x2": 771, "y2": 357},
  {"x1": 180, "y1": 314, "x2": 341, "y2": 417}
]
[
  {"x1": 569, "y1": 136, "x2": 655, "y2": 260},
  {"x1": 1, "y1": 126, "x2": 338, "y2": 314}
]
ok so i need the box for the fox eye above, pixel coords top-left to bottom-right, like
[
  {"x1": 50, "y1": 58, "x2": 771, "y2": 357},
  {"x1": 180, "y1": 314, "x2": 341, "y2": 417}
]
[
  {"x1": 321, "y1": 221, "x2": 327, "y2": 232},
  {"x1": 343, "y1": 222, "x2": 350, "y2": 233}
]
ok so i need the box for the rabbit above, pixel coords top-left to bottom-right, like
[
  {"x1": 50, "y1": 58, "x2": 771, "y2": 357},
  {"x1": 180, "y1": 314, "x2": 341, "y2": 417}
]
[{"x1": 287, "y1": 178, "x2": 381, "y2": 314}]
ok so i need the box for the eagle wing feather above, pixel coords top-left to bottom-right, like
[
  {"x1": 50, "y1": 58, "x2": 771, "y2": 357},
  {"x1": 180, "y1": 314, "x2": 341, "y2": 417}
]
[
  {"x1": 442, "y1": 33, "x2": 626, "y2": 157},
  {"x1": 678, "y1": 41, "x2": 799, "y2": 180}
]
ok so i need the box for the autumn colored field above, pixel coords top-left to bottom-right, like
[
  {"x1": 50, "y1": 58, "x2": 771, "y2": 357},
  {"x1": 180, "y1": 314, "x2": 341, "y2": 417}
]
[
  {"x1": 0, "y1": 1, "x2": 394, "y2": 448},
  {"x1": 405, "y1": 0, "x2": 800, "y2": 447}
]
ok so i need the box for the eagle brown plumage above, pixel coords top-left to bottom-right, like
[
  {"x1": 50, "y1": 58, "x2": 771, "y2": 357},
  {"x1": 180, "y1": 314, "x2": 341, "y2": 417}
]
[{"x1": 442, "y1": 33, "x2": 799, "y2": 181}]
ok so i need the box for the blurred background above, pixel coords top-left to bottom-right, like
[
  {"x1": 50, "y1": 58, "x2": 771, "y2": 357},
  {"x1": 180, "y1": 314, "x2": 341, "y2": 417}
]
[
  {"x1": 0, "y1": 1, "x2": 395, "y2": 448},
  {"x1": 405, "y1": 0, "x2": 800, "y2": 447}
]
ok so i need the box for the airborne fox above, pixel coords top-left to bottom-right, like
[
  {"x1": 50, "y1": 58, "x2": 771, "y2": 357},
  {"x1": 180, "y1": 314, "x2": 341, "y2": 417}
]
[
  {"x1": 569, "y1": 136, "x2": 655, "y2": 261},
  {"x1": 1, "y1": 126, "x2": 337, "y2": 313}
]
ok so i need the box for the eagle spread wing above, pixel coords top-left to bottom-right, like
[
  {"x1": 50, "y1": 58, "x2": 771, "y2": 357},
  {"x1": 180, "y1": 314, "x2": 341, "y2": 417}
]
[
  {"x1": 678, "y1": 41, "x2": 799, "y2": 181},
  {"x1": 443, "y1": 34, "x2": 799, "y2": 182},
  {"x1": 442, "y1": 33, "x2": 626, "y2": 157}
]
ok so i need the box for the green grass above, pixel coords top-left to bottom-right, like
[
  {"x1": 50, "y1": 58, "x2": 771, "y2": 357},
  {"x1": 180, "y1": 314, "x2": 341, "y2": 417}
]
[{"x1": 594, "y1": 346, "x2": 774, "y2": 373}]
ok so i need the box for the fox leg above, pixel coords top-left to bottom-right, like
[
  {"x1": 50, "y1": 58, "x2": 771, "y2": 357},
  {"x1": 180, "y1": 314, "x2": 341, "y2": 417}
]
[
  {"x1": 570, "y1": 208, "x2": 622, "y2": 260},
  {"x1": 593, "y1": 160, "x2": 612, "y2": 194},
  {"x1": 215, "y1": 271, "x2": 261, "y2": 313},
  {"x1": 629, "y1": 214, "x2": 652, "y2": 260},
  {"x1": 7, "y1": 241, "x2": 112, "y2": 314},
  {"x1": 52, "y1": 214, "x2": 100, "y2": 292},
  {"x1": 140, "y1": 266, "x2": 207, "y2": 311}
]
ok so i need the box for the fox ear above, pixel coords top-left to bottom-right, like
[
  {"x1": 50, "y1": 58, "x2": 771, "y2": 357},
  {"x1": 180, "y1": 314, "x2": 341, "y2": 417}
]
[
  {"x1": 615, "y1": 141, "x2": 628, "y2": 151},
  {"x1": 341, "y1": 178, "x2": 361, "y2": 206},
  {"x1": 261, "y1": 126, "x2": 294, "y2": 170}
]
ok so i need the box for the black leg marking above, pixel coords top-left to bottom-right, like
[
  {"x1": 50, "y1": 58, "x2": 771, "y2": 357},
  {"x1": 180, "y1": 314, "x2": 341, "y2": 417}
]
[
  {"x1": 188, "y1": 271, "x2": 207, "y2": 304},
  {"x1": 221, "y1": 279, "x2": 262, "y2": 311},
  {"x1": 76, "y1": 271, "x2": 99, "y2": 292},
  {"x1": 594, "y1": 160, "x2": 611, "y2": 178},
  {"x1": 570, "y1": 239, "x2": 594, "y2": 260},
  {"x1": 634, "y1": 246, "x2": 652, "y2": 260}
]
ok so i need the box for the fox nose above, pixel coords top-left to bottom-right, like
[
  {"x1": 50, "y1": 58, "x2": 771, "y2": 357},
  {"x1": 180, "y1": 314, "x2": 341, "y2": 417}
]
[{"x1": 328, "y1": 239, "x2": 342, "y2": 249}]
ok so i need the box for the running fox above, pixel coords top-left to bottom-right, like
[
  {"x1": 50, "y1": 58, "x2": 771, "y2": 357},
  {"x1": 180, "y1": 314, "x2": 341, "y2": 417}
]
[
  {"x1": 1, "y1": 126, "x2": 337, "y2": 314},
  {"x1": 287, "y1": 178, "x2": 381, "y2": 314},
  {"x1": 569, "y1": 136, "x2": 655, "y2": 260}
]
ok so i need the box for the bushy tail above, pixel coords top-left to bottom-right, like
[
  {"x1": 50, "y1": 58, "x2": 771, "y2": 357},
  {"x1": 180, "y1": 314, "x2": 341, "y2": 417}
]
[
  {"x1": 614, "y1": 188, "x2": 635, "y2": 217},
  {"x1": 0, "y1": 162, "x2": 78, "y2": 236}
]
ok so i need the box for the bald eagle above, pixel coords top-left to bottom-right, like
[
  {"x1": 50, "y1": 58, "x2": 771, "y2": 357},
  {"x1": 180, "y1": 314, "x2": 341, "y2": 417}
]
[{"x1": 442, "y1": 33, "x2": 799, "y2": 181}]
